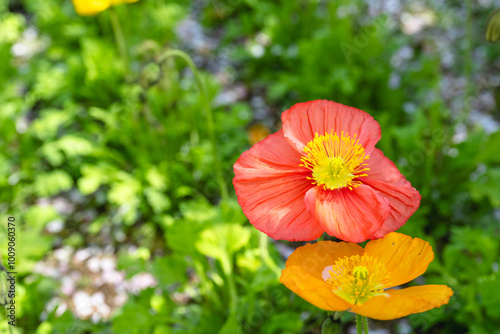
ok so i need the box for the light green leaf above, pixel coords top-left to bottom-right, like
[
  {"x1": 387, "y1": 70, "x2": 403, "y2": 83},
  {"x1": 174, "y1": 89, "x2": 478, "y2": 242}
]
[
  {"x1": 34, "y1": 170, "x2": 73, "y2": 197},
  {"x1": 196, "y1": 224, "x2": 251, "y2": 274},
  {"x1": 144, "y1": 188, "x2": 171, "y2": 213},
  {"x1": 78, "y1": 164, "x2": 114, "y2": 195},
  {"x1": 108, "y1": 172, "x2": 141, "y2": 205}
]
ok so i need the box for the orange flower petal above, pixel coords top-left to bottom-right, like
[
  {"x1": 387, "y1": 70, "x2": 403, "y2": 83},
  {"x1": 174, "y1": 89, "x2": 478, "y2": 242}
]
[
  {"x1": 280, "y1": 266, "x2": 352, "y2": 311},
  {"x1": 360, "y1": 149, "x2": 421, "y2": 239},
  {"x1": 363, "y1": 232, "x2": 434, "y2": 288},
  {"x1": 233, "y1": 130, "x2": 324, "y2": 241},
  {"x1": 304, "y1": 185, "x2": 390, "y2": 243},
  {"x1": 281, "y1": 100, "x2": 381, "y2": 154},
  {"x1": 281, "y1": 241, "x2": 362, "y2": 310},
  {"x1": 351, "y1": 285, "x2": 453, "y2": 320},
  {"x1": 284, "y1": 240, "x2": 364, "y2": 277}
]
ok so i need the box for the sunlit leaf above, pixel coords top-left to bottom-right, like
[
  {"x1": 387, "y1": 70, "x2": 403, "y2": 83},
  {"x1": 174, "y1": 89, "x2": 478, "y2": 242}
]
[{"x1": 33, "y1": 170, "x2": 73, "y2": 196}]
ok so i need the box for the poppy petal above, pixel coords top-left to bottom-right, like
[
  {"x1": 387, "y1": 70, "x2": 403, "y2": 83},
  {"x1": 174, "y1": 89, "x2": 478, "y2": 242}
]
[
  {"x1": 361, "y1": 149, "x2": 421, "y2": 239},
  {"x1": 281, "y1": 100, "x2": 381, "y2": 154},
  {"x1": 284, "y1": 241, "x2": 364, "y2": 277},
  {"x1": 280, "y1": 241, "x2": 363, "y2": 310},
  {"x1": 233, "y1": 130, "x2": 323, "y2": 241},
  {"x1": 280, "y1": 266, "x2": 352, "y2": 311},
  {"x1": 363, "y1": 232, "x2": 434, "y2": 288},
  {"x1": 304, "y1": 185, "x2": 390, "y2": 243},
  {"x1": 351, "y1": 285, "x2": 454, "y2": 320}
]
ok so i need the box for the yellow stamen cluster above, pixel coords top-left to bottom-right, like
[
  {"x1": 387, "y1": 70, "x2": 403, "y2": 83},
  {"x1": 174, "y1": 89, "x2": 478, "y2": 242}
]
[
  {"x1": 300, "y1": 131, "x2": 369, "y2": 190},
  {"x1": 326, "y1": 255, "x2": 389, "y2": 305}
]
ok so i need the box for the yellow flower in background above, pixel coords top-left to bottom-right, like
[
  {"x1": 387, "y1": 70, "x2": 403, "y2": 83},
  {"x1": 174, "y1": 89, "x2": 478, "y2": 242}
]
[
  {"x1": 72, "y1": 0, "x2": 109, "y2": 16},
  {"x1": 247, "y1": 123, "x2": 271, "y2": 145},
  {"x1": 280, "y1": 232, "x2": 453, "y2": 320},
  {"x1": 72, "y1": 0, "x2": 140, "y2": 16}
]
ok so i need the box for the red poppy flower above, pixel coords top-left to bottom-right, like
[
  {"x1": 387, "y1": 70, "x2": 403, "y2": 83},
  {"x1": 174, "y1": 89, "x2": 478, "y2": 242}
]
[{"x1": 233, "y1": 100, "x2": 420, "y2": 242}]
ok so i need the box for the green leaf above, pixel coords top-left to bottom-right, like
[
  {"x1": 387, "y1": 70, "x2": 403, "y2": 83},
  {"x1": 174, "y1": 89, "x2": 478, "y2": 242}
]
[
  {"x1": 77, "y1": 164, "x2": 114, "y2": 195},
  {"x1": 195, "y1": 224, "x2": 250, "y2": 274},
  {"x1": 33, "y1": 170, "x2": 73, "y2": 196},
  {"x1": 0, "y1": 13, "x2": 25, "y2": 45},
  {"x1": 262, "y1": 312, "x2": 304, "y2": 334},
  {"x1": 113, "y1": 303, "x2": 154, "y2": 334},
  {"x1": 152, "y1": 255, "x2": 187, "y2": 286},
  {"x1": 24, "y1": 205, "x2": 60, "y2": 230},
  {"x1": 108, "y1": 172, "x2": 141, "y2": 205},
  {"x1": 166, "y1": 220, "x2": 204, "y2": 256},
  {"x1": 31, "y1": 108, "x2": 75, "y2": 140},
  {"x1": 146, "y1": 166, "x2": 168, "y2": 191},
  {"x1": 477, "y1": 274, "x2": 500, "y2": 318},
  {"x1": 144, "y1": 188, "x2": 171, "y2": 213},
  {"x1": 179, "y1": 197, "x2": 217, "y2": 223},
  {"x1": 218, "y1": 314, "x2": 241, "y2": 334}
]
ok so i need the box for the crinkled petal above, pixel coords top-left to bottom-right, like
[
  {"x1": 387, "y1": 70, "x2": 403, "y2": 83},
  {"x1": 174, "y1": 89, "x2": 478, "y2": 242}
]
[
  {"x1": 233, "y1": 130, "x2": 323, "y2": 241},
  {"x1": 363, "y1": 232, "x2": 434, "y2": 288},
  {"x1": 281, "y1": 100, "x2": 381, "y2": 154},
  {"x1": 351, "y1": 285, "x2": 453, "y2": 320},
  {"x1": 360, "y1": 149, "x2": 421, "y2": 239},
  {"x1": 304, "y1": 185, "x2": 390, "y2": 243}
]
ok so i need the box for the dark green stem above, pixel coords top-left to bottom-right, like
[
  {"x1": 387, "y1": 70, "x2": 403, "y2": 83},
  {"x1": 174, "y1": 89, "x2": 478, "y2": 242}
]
[
  {"x1": 362, "y1": 315, "x2": 369, "y2": 334},
  {"x1": 356, "y1": 314, "x2": 363, "y2": 334}
]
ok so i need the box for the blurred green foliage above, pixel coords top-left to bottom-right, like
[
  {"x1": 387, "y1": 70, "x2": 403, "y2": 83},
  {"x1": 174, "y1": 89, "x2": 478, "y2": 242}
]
[{"x1": 0, "y1": 0, "x2": 500, "y2": 333}]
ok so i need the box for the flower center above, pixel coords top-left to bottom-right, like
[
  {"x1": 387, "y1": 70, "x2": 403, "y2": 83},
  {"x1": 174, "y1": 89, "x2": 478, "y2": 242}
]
[
  {"x1": 326, "y1": 255, "x2": 389, "y2": 305},
  {"x1": 300, "y1": 131, "x2": 369, "y2": 190}
]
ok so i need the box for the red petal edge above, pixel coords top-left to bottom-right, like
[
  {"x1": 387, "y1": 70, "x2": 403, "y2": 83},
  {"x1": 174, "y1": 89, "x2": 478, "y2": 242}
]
[{"x1": 233, "y1": 130, "x2": 324, "y2": 241}]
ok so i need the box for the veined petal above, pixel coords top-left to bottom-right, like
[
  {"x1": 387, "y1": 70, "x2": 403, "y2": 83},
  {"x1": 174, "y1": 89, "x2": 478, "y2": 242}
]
[
  {"x1": 280, "y1": 266, "x2": 352, "y2": 311},
  {"x1": 363, "y1": 232, "x2": 434, "y2": 288},
  {"x1": 233, "y1": 130, "x2": 323, "y2": 241},
  {"x1": 281, "y1": 100, "x2": 381, "y2": 154},
  {"x1": 360, "y1": 149, "x2": 421, "y2": 239},
  {"x1": 351, "y1": 285, "x2": 453, "y2": 320},
  {"x1": 304, "y1": 185, "x2": 390, "y2": 243}
]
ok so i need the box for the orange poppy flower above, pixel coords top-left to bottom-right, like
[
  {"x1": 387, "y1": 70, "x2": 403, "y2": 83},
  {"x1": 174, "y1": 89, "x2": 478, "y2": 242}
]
[
  {"x1": 280, "y1": 232, "x2": 453, "y2": 320},
  {"x1": 233, "y1": 100, "x2": 420, "y2": 242}
]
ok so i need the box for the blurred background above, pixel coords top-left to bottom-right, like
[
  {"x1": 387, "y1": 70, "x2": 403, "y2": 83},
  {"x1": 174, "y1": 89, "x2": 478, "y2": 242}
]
[{"x1": 1, "y1": 0, "x2": 500, "y2": 333}]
